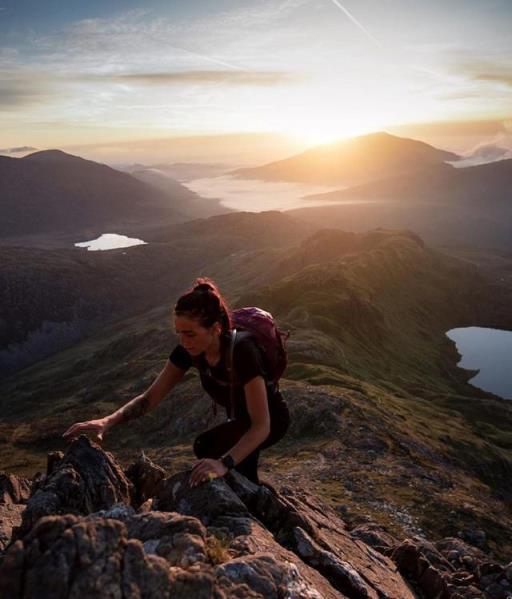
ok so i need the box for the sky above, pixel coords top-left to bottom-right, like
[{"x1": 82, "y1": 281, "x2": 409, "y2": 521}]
[{"x1": 1, "y1": 0, "x2": 511, "y2": 156}]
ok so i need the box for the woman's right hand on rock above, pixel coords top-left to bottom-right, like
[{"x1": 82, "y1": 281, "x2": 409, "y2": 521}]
[{"x1": 62, "y1": 418, "x2": 109, "y2": 443}]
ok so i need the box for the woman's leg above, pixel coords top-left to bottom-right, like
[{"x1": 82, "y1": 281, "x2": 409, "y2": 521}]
[
  {"x1": 193, "y1": 399, "x2": 290, "y2": 484},
  {"x1": 193, "y1": 419, "x2": 261, "y2": 483}
]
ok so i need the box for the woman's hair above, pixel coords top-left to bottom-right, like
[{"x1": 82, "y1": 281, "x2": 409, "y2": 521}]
[{"x1": 174, "y1": 277, "x2": 232, "y2": 334}]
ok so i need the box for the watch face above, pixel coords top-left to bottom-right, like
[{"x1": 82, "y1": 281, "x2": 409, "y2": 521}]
[{"x1": 222, "y1": 455, "x2": 235, "y2": 470}]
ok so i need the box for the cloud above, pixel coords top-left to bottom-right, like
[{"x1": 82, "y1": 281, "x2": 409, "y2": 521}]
[
  {"x1": 0, "y1": 146, "x2": 38, "y2": 154},
  {"x1": 457, "y1": 60, "x2": 512, "y2": 88},
  {"x1": 0, "y1": 74, "x2": 52, "y2": 108},
  {"x1": 84, "y1": 70, "x2": 300, "y2": 86}
]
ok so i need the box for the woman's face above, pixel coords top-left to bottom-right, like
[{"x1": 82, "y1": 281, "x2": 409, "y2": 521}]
[{"x1": 174, "y1": 314, "x2": 221, "y2": 356}]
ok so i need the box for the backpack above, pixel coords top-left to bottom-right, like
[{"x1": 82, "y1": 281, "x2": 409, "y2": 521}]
[
  {"x1": 231, "y1": 307, "x2": 289, "y2": 384},
  {"x1": 208, "y1": 307, "x2": 289, "y2": 422}
]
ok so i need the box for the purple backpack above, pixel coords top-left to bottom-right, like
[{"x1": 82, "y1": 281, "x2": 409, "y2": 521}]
[{"x1": 231, "y1": 307, "x2": 289, "y2": 384}]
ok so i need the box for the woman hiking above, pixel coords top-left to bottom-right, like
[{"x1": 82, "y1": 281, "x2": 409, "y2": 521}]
[{"x1": 62, "y1": 278, "x2": 290, "y2": 487}]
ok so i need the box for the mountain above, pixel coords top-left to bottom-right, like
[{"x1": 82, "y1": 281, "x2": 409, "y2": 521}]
[
  {"x1": 303, "y1": 159, "x2": 512, "y2": 205},
  {"x1": 0, "y1": 150, "x2": 207, "y2": 244},
  {"x1": 129, "y1": 167, "x2": 229, "y2": 218},
  {"x1": 290, "y1": 159, "x2": 512, "y2": 250},
  {"x1": 2, "y1": 223, "x2": 512, "y2": 573},
  {"x1": 232, "y1": 132, "x2": 459, "y2": 185},
  {"x1": 124, "y1": 162, "x2": 229, "y2": 182}
]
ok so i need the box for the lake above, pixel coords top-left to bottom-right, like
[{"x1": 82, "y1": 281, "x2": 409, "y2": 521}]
[
  {"x1": 75, "y1": 233, "x2": 146, "y2": 251},
  {"x1": 446, "y1": 326, "x2": 512, "y2": 399}
]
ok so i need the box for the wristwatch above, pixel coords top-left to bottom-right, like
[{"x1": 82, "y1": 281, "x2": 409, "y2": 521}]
[{"x1": 220, "y1": 454, "x2": 235, "y2": 471}]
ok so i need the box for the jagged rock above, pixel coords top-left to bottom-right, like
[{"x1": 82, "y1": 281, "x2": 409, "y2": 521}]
[
  {"x1": 0, "y1": 511, "x2": 335, "y2": 598},
  {"x1": 125, "y1": 451, "x2": 166, "y2": 506},
  {"x1": 390, "y1": 536, "x2": 512, "y2": 599},
  {"x1": 0, "y1": 504, "x2": 25, "y2": 552},
  {"x1": 14, "y1": 440, "x2": 512, "y2": 598},
  {"x1": 292, "y1": 525, "x2": 380, "y2": 598},
  {"x1": 215, "y1": 554, "x2": 325, "y2": 599},
  {"x1": 224, "y1": 471, "x2": 416, "y2": 598},
  {"x1": 155, "y1": 471, "x2": 247, "y2": 524},
  {"x1": 46, "y1": 451, "x2": 64, "y2": 476},
  {"x1": 16, "y1": 436, "x2": 133, "y2": 537},
  {"x1": 350, "y1": 523, "x2": 399, "y2": 554},
  {"x1": 0, "y1": 514, "x2": 174, "y2": 599},
  {"x1": 126, "y1": 511, "x2": 208, "y2": 567},
  {"x1": 0, "y1": 473, "x2": 32, "y2": 504}
]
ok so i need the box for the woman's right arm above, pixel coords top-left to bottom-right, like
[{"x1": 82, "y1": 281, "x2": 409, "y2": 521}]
[{"x1": 62, "y1": 360, "x2": 186, "y2": 442}]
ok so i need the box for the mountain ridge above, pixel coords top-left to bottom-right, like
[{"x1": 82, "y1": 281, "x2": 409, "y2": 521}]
[
  {"x1": 0, "y1": 150, "x2": 219, "y2": 244},
  {"x1": 232, "y1": 132, "x2": 459, "y2": 185}
]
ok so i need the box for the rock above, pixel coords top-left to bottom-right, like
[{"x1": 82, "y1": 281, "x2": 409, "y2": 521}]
[
  {"x1": 16, "y1": 436, "x2": 133, "y2": 537},
  {"x1": 479, "y1": 561, "x2": 504, "y2": 577},
  {"x1": 0, "y1": 504, "x2": 25, "y2": 552},
  {"x1": 126, "y1": 511, "x2": 208, "y2": 567},
  {"x1": 224, "y1": 471, "x2": 416, "y2": 599},
  {"x1": 213, "y1": 509, "x2": 344, "y2": 598},
  {"x1": 484, "y1": 581, "x2": 509, "y2": 599},
  {"x1": 458, "y1": 529, "x2": 487, "y2": 549},
  {"x1": 0, "y1": 514, "x2": 171, "y2": 599},
  {"x1": 46, "y1": 451, "x2": 64, "y2": 476},
  {"x1": 292, "y1": 525, "x2": 379, "y2": 598},
  {"x1": 350, "y1": 523, "x2": 399, "y2": 554},
  {"x1": 215, "y1": 554, "x2": 325, "y2": 599},
  {"x1": 125, "y1": 451, "x2": 167, "y2": 507},
  {"x1": 9, "y1": 440, "x2": 511, "y2": 599},
  {"x1": 0, "y1": 473, "x2": 32, "y2": 504},
  {"x1": 155, "y1": 471, "x2": 247, "y2": 525}
]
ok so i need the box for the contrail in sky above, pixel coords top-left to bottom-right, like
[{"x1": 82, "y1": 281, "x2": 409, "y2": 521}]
[
  {"x1": 146, "y1": 33, "x2": 243, "y2": 71},
  {"x1": 328, "y1": 0, "x2": 381, "y2": 47}
]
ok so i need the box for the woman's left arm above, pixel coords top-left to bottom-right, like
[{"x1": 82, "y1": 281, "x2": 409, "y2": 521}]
[
  {"x1": 225, "y1": 375, "x2": 271, "y2": 463},
  {"x1": 189, "y1": 376, "x2": 270, "y2": 486}
]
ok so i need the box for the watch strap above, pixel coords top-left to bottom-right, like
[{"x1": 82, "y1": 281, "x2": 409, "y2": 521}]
[{"x1": 220, "y1": 454, "x2": 235, "y2": 470}]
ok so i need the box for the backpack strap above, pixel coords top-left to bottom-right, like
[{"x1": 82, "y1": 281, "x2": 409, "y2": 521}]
[{"x1": 227, "y1": 329, "x2": 237, "y2": 421}]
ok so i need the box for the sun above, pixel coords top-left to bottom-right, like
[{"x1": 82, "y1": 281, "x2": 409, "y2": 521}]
[{"x1": 284, "y1": 115, "x2": 383, "y2": 147}]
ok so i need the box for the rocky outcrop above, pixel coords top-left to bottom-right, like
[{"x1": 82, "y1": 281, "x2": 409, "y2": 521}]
[
  {"x1": 393, "y1": 536, "x2": 512, "y2": 598},
  {"x1": 0, "y1": 473, "x2": 32, "y2": 504},
  {"x1": 16, "y1": 436, "x2": 133, "y2": 537},
  {"x1": 0, "y1": 473, "x2": 32, "y2": 552},
  {"x1": 1, "y1": 437, "x2": 511, "y2": 598}
]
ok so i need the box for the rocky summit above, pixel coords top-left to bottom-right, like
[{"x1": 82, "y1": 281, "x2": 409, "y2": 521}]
[{"x1": 1, "y1": 437, "x2": 512, "y2": 598}]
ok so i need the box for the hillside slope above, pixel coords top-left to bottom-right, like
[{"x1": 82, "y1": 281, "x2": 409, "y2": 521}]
[
  {"x1": 0, "y1": 150, "x2": 203, "y2": 243},
  {"x1": 1, "y1": 229, "x2": 512, "y2": 564},
  {"x1": 0, "y1": 211, "x2": 313, "y2": 376}
]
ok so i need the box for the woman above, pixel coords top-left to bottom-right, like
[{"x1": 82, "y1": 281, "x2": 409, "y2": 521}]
[{"x1": 63, "y1": 278, "x2": 290, "y2": 487}]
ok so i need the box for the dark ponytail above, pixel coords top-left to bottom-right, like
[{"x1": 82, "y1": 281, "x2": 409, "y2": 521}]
[{"x1": 174, "y1": 277, "x2": 232, "y2": 334}]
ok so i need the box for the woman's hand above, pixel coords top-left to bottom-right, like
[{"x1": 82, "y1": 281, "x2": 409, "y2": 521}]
[
  {"x1": 189, "y1": 458, "x2": 228, "y2": 488},
  {"x1": 62, "y1": 418, "x2": 109, "y2": 443}
]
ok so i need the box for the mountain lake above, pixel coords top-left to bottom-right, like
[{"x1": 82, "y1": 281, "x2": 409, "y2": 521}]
[
  {"x1": 446, "y1": 326, "x2": 512, "y2": 400},
  {"x1": 75, "y1": 233, "x2": 146, "y2": 251}
]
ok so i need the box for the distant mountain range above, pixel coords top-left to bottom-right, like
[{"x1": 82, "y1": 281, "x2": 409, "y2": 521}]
[
  {"x1": 303, "y1": 159, "x2": 512, "y2": 205},
  {"x1": 0, "y1": 150, "x2": 223, "y2": 244},
  {"x1": 232, "y1": 132, "x2": 459, "y2": 185},
  {"x1": 290, "y1": 159, "x2": 512, "y2": 250}
]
